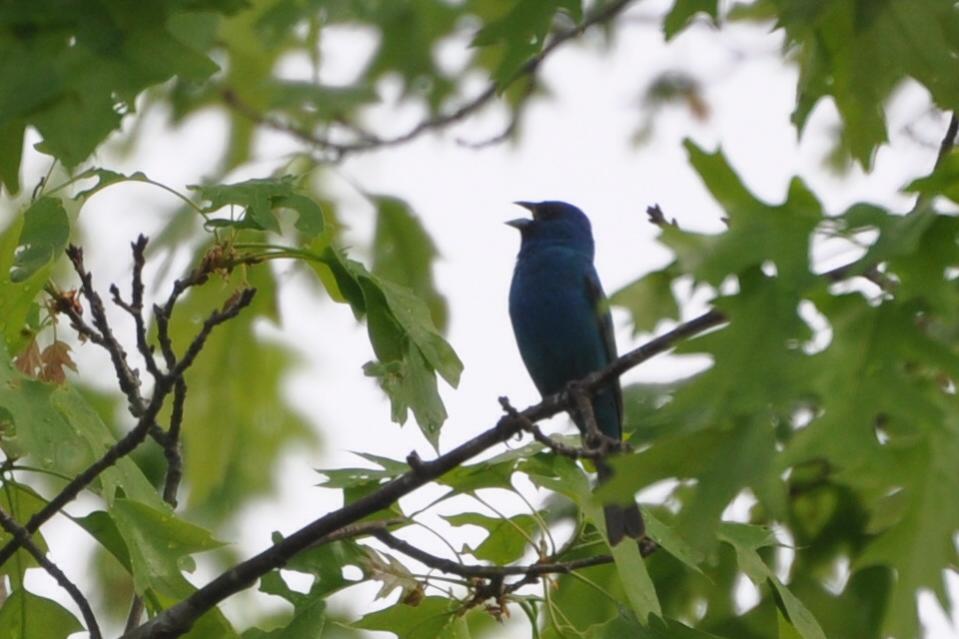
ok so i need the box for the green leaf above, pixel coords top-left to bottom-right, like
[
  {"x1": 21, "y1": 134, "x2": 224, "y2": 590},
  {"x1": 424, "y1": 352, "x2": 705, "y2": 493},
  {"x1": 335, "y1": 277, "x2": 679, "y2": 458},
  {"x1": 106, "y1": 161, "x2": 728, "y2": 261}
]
[
  {"x1": 768, "y1": 0, "x2": 959, "y2": 167},
  {"x1": 264, "y1": 80, "x2": 379, "y2": 121},
  {"x1": 316, "y1": 451, "x2": 410, "y2": 488},
  {"x1": 0, "y1": 120, "x2": 24, "y2": 194},
  {"x1": 664, "y1": 0, "x2": 719, "y2": 40},
  {"x1": 0, "y1": 482, "x2": 49, "y2": 581},
  {"x1": 371, "y1": 195, "x2": 448, "y2": 331},
  {"x1": 165, "y1": 266, "x2": 314, "y2": 516},
  {"x1": 718, "y1": 522, "x2": 826, "y2": 639},
  {"x1": 472, "y1": 1, "x2": 581, "y2": 88},
  {"x1": 0, "y1": 220, "x2": 49, "y2": 352},
  {"x1": 672, "y1": 141, "x2": 821, "y2": 289},
  {"x1": 0, "y1": 341, "x2": 165, "y2": 508},
  {"x1": 9, "y1": 197, "x2": 69, "y2": 282},
  {"x1": 610, "y1": 536, "x2": 662, "y2": 623},
  {"x1": 73, "y1": 168, "x2": 151, "y2": 202},
  {"x1": 904, "y1": 149, "x2": 959, "y2": 203},
  {"x1": 191, "y1": 176, "x2": 323, "y2": 238},
  {"x1": 0, "y1": 588, "x2": 82, "y2": 639},
  {"x1": 443, "y1": 511, "x2": 538, "y2": 563},
  {"x1": 642, "y1": 509, "x2": 704, "y2": 574},
  {"x1": 364, "y1": 344, "x2": 447, "y2": 447},
  {"x1": 587, "y1": 615, "x2": 728, "y2": 638},
  {"x1": 0, "y1": 3, "x2": 232, "y2": 167},
  {"x1": 250, "y1": 573, "x2": 327, "y2": 639},
  {"x1": 280, "y1": 537, "x2": 367, "y2": 598},
  {"x1": 353, "y1": 596, "x2": 460, "y2": 639},
  {"x1": 306, "y1": 245, "x2": 462, "y2": 443},
  {"x1": 610, "y1": 269, "x2": 679, "y2": 334},
  {"x1": 74, "y1": 510, "x2": 132, "y2": 572},
  {"x1": 109, "y1": 497, "x2": 223, "y2": 599}
]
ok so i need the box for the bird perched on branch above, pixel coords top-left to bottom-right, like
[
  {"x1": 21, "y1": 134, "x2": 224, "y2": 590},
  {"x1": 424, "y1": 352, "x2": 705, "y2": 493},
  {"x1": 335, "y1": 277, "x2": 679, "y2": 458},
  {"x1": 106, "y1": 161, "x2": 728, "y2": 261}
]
[{"x1": 507, "y1": 200, "x2": 643, "y2": 545}]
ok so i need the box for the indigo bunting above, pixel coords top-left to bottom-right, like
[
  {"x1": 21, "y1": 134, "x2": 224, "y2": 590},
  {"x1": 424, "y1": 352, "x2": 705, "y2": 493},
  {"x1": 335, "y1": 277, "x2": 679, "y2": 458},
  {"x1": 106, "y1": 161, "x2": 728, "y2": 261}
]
[{"x1": 507, "y1": 201, "x2": 643, "y2": 545}]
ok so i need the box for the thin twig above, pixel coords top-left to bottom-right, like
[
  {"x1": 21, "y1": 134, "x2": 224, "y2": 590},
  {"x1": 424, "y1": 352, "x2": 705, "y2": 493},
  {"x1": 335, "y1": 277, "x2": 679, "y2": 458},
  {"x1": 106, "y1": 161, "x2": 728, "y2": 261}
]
[
  {"x1": 0, "y1": 507, "x2": 102, "y2": 639},
  {"x1": 221, "y1": 0, "x2": 638, "y2": 161},
  {"x1": 0, "y1": 251, "x2": 256, "y2": 568},
  {"x1": 371, "y1": 528, "x2": 617, "y2": 578},
  {"x1": 498, "y1": 396, "x2": 603, "y2": 460},
  {"x1": 65, "y1": 245, "x2": 146, "y2": 417}
]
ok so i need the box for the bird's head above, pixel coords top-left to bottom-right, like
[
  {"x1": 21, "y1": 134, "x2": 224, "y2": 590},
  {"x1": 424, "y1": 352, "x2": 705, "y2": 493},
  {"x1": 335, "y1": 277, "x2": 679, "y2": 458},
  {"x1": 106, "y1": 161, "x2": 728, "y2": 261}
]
[{"x1": 506, "y1": 201, "x2": 594, "y2": 257}]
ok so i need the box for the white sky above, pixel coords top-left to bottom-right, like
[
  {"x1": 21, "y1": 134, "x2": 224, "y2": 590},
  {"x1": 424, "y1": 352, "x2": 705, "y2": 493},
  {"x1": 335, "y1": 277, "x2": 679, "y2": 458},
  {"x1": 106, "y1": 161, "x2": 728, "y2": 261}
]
[{"x1": 15, "y1": 2, "x2": 958, "y2": 637}]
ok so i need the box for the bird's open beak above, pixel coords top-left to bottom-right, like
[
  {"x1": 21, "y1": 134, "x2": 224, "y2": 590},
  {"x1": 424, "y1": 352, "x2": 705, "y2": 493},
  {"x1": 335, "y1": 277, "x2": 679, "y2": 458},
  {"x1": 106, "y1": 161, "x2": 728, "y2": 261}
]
[
  {"x1": 507, "y1": 201, "x2": 538, "y2": 229},
  {"x1": 513, "y1": 201, "x2": 538, "y2": 214}
]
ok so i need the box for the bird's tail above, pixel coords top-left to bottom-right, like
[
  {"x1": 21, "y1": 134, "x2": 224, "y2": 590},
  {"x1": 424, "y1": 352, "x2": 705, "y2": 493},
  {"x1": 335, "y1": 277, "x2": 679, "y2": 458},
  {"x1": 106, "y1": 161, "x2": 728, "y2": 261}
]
[{"x1": 596, "y1": 459, "x2": 644, "y2": 546}]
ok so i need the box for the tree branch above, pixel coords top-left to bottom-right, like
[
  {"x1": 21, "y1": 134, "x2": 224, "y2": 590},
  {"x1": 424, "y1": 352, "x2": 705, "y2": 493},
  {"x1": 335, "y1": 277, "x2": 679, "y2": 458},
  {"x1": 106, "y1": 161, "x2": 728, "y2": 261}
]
[
  {"x1": 0, "y1": 507, "x2": 102, "y2": 639},
  {"x1": 0, "y1": 245, "x2": 256, "y2": 569},
  {"x1": 221, "y1": 0, "x2": 638, "y2": 160},
  {"x1": 121, "y1": 308, "x2": 717, "y2": 638},
  {"x1": 370, "y1": 528, "x2": 624, "y2": 579}
]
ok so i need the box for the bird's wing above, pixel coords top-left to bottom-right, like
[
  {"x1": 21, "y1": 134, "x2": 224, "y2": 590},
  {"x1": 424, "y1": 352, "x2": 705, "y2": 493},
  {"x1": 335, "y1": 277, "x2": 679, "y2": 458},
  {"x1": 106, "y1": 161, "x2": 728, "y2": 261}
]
[{"x1": 584, "y1": 267, "x2": 623, "y2": 425}]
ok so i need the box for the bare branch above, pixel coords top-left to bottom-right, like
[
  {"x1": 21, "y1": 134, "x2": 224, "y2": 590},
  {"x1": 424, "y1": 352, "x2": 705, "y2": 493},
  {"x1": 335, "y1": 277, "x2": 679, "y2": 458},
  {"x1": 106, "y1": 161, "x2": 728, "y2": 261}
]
[
  {"x1": 65, "y1": 245, "x2": 146, "y2": 417},
  {"x1": 370, "y1": 527, "x2": 621, "y2": 578},
  {"x1": 0, "y1": 507, "x2": 102, "y2": 639},
  {"x1": 221, "y1": 0, "x2": 638, "y2": 160},
  {"x1": 0, "y1": 248, "x2": 256, "y2": 569}
]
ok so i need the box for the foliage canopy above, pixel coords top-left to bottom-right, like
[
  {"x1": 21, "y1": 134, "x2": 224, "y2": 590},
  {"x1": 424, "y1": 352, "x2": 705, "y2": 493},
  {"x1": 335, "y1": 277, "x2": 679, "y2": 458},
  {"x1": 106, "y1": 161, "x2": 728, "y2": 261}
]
[{"x1": 0, "y1": 1, "x2": 958, "y2": 638}]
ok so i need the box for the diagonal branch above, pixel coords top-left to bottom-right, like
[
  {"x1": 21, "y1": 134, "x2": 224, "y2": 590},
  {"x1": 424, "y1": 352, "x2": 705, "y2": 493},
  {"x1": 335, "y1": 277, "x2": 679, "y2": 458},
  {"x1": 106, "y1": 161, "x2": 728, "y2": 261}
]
[
  {"x1": 121, "y1": 308, "x2": 717, "y2": 639},
  {"x1": 0, "y1": 507, "x2": 102, "y2": 639}
]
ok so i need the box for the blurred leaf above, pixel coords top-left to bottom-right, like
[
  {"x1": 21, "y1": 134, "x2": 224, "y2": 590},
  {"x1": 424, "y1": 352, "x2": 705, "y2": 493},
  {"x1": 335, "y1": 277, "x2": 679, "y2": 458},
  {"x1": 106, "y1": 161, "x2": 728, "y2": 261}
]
[
  {"x1": 0, "y1": 120, "x2": 24, "y2": 194},
  {"x1": 0, "y1": 588, "x2": 82, "y2": 639},
  {"x1": 611, "y1": 269, "x2": 679, "y2": 334},
  {"x1": 473, "y1": 0, "x2": 581, "y2": 87},
  {"x1": 371, "y1": 195, "x2": 448, "y2": 331},
  {"x1": 761, "y1": 0, "x2": 959, "y2": 167},
  {"x1": 166, "y1": 266, "x2": 314, "y2": 516},
  {"x1": 664, "y1": 0, "x2": 719, "y2": 40},
  {"x1": 719, "y1": 523, "x2": 826, "y2": 639},
  {"x1": 265, "y1": 80, "x2": 379, "y2": 122},
  {"x1": 669, "y1": 141, "x2": 821, "y2": 289},
  {"x1": 0, "y1": 481, "x2": 49, "y2": 582},
  {"x1": 191, "y1": 176, "x2": 323, "y2": 238},
  {"x1": 9, "y1": 197, "x2": 68, "y2": 282},
  {"x1": 0, "y1": 216, "x2": 48, "y2": 352},
  {"x1": 73, "y1": 168, "x2": 151, "y2": 202},
  {"x1": 904, "y1": 148, "x2": 959, "y2": 203},
  {"x1": 610, "y1": 536, "x2": 662, "y2": 623},
  {"x1": 0, "y1": 1, "x2": 238, "y2": 171}
]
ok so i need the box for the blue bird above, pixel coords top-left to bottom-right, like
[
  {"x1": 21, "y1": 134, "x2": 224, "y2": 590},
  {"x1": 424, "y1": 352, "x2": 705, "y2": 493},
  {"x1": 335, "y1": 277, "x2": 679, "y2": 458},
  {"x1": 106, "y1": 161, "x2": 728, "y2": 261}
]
[{"x1": 507, "y1": 200, "x2": 643, "y2": 545}]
